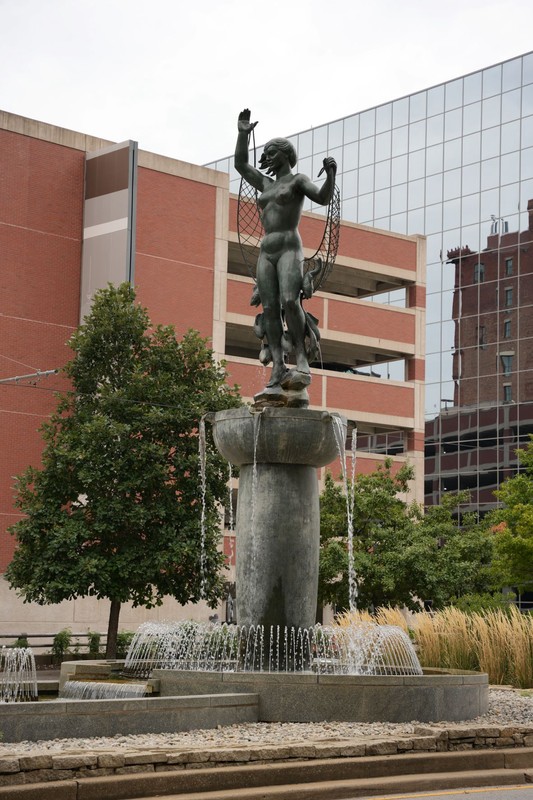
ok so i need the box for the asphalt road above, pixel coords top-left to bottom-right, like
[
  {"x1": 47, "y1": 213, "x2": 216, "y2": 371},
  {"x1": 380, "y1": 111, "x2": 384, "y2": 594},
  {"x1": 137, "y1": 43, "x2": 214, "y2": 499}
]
[{"x1": 357, "y1": 787, "x2": 533, "y2": 799}]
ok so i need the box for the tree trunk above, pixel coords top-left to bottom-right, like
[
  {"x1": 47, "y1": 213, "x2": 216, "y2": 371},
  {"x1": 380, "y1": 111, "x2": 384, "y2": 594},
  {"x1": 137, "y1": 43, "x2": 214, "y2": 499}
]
[{"x1": 105, "y1": 599, "x2": 121, "y2": 659}]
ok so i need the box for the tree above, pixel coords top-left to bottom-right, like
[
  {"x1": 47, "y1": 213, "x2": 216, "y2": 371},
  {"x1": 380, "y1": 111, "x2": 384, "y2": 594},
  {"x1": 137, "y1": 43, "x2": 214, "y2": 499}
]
[
  {"x1": 6, "y1": 284, "x2": 241, "y2": 657},
  {"x1": 318, "y1": 461, "x2": 493, "y2": 614},
  {"x1": 416, "y1": 493, "x2": 493, "y2": 607},
  {"x1": 486, "y1": 435, "x2": 533, "y2": 594}
]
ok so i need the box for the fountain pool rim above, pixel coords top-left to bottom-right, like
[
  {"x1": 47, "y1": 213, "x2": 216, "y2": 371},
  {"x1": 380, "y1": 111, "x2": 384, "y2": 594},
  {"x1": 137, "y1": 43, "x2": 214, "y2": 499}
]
[
  {"x1": 0, "y1": 658, "x2": 488, "y2": 741},
  {"x1": 152, "y1": 665, "x2": 488, "y2": 724},
  {"x1": 61, "y1": 658, "x2": 488, "y2": 724}
]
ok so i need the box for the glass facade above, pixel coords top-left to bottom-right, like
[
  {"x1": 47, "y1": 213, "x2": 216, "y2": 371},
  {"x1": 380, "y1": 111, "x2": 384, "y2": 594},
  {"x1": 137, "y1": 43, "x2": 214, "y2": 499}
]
[{"x1": 209, "y1": 52, "x2": 533, "y2": 516}]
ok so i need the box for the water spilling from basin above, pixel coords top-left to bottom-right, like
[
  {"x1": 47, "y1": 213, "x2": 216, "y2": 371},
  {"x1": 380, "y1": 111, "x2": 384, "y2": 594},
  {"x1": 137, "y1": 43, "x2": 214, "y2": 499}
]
[
  {"x1": 0, "y1": 647, "x2": 38, "y2": 703},
  {"x1": 60, "y1": 680, "x2": 148, "y2": 700},
  {"x1": 123, "y1": 620, "x2": 422, "y2": 680}
]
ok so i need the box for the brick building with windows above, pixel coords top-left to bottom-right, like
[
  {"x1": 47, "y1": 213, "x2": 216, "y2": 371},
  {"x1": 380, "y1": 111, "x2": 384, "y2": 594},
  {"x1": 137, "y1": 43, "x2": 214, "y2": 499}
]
[
  {"x1": 424, "y1": 203, "x2": 533, "y2": 510},
  {"x1": 0, "y1": 110, "x2": 425, "y2": 635}
]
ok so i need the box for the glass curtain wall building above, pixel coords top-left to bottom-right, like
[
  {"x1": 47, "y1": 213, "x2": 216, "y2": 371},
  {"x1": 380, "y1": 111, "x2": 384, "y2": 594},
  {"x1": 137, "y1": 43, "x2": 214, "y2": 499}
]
[{"x1": 210, "y1": 51, "x2": 533, "y2": 516}]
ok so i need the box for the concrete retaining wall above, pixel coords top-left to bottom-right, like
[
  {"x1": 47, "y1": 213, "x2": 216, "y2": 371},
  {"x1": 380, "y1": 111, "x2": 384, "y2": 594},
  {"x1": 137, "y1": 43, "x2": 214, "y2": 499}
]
[
  {"x1": 2, "y1": 732, "x2": 533, "y2": 794},
  {"x1": 154, "y1": 668, "x2": 489, "y2": 723},
  {"x1": 0, "y1": 693, "x2": 258, "y2": 743}
]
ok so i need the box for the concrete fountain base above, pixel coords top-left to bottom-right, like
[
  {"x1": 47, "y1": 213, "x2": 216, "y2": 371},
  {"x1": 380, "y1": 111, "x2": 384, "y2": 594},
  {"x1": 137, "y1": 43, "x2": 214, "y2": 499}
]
[
  {"x1": 0, "y1": 659, "x2": 488, "y2": 742},
  {"x1": 154, "y1": 668, "x2": 489, "y2": 724}
]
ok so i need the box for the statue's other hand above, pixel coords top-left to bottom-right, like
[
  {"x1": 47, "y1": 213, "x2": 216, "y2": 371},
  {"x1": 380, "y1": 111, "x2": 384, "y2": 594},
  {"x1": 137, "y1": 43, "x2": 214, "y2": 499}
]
[
  {"x1": 238, "y1": 108, "x2": 258, "y2": 134},
  {"x1": 317, "y1": 156, "x2": 337, "y2": 177},
  {"x1": 250, "y1": 284, "x2": 261, "y2": 307}
]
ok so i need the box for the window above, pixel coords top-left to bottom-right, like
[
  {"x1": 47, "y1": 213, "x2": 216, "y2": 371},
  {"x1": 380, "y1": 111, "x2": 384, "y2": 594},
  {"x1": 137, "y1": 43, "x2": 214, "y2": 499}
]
[
  {"x1": 504, "y1": 319, "x2": 511, "y2": 339},
  {"x1": 503, "y1": 384, "x2": 513, "y2": 403},
  {"x1": 505, "y1": 257, "x2": 513, "y2": 276},
  {"x1": 505, "y1": 288, "x2": 513, "y2": 307},
  {"x1": 478, "y1": 325, "x2": 487, "y2": 348},
  {"x1": 474, "y1": 262, "x2": 485, "y2": 283},
  {"x1": 501, "y1": 355, "x2": 513, "y2": 376}
]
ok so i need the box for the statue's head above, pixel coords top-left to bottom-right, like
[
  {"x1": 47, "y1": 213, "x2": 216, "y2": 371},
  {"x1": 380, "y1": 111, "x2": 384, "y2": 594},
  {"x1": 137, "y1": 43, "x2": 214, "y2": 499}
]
[{"x1": 260, "y1": 138, "x2": 298, "y2": 172}]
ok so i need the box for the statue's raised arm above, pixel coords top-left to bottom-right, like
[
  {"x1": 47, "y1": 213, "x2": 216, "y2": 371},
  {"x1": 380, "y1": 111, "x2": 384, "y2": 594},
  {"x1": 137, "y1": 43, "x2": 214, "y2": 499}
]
[
  {"x1": 235, "y1": 109, "x2": 265, "y2": 192},
  {"x1": 234, "y1": 109, "x2": 339, "y2": 409}
]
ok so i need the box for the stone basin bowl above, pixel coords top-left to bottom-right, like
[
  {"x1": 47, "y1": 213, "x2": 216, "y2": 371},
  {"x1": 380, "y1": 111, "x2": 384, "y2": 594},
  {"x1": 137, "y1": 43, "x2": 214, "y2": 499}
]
[{"x1": 207, "y1": 407, "x2": 346, "y2": 467}]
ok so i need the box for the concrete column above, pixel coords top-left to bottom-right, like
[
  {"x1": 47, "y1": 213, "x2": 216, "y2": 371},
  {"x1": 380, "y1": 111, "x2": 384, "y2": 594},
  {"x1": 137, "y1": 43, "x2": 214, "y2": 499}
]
[{"x1": 210, "y1": 407, "x2": 345, "y2": 632}]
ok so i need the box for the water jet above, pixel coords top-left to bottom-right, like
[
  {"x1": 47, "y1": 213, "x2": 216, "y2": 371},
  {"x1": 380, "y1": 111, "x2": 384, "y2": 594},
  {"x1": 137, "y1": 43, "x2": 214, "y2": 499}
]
[{"x1": 0, "y1": 646, "x2": 38, "y2": 703}]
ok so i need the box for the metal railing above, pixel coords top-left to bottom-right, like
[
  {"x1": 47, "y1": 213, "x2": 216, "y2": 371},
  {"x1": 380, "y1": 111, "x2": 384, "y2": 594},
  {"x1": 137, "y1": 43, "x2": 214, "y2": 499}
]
[{"x1": 0, "y1": 632, "x2": 107, "y2": 653}]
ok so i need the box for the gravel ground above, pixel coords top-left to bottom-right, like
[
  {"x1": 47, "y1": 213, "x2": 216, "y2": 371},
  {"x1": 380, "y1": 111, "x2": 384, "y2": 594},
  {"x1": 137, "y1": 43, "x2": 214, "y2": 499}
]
[{"x1": 1, "y1": 688, "x2": 533, "y2": 755}]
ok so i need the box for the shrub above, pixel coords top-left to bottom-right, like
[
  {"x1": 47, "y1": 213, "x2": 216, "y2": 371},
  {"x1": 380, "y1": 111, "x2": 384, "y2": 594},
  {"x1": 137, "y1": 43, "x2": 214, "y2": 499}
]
[
  {"x1": 87, "y1": 630, "x2": 102, "y2": 657},
  {"x1": 51, "y1": 628, "x2": 72, "y2": 662},
  {"x1": 116, "y1": 631, "x2": 135, "y2": 658},
  {"x1": 450, "y1": 592, "x2": 514, "y2": 614}
]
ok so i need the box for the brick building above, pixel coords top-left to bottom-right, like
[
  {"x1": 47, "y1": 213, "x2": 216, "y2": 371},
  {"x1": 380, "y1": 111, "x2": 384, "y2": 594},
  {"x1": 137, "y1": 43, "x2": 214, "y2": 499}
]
[
  {"x1": 425, "y1": 203, "x2": 533, "y2": 511},
  {"x1": 0, "y1": 111, "x2": 425, "y2": 635}
]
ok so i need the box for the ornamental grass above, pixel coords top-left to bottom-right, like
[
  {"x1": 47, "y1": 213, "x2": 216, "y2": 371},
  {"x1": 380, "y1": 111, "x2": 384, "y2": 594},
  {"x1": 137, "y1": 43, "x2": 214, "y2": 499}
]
[{"x1": 336, "y1": 605, "x2": 533, "y2": 687}]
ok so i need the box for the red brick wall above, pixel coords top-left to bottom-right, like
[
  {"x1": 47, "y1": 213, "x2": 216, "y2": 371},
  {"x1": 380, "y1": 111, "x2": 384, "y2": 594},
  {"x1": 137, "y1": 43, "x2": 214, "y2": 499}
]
[
  {"x1": 324, "y1": 453, "x2": 406, "y2": 482},
  {"x1": 0, "y1": 130, "x2": 84, "y2": 569},
  {"x1": 135, "y1": 168, "x2": 217, "y2": 339},
  {"x1": 328, "y1": 300, "x2": 415, "y2": 343},
  {"x1": 326, "y1": 376, "x2": 413, "y2": 419},
  {"x1": 337, "y1": 225, "x2": 417, "y2": 271}
]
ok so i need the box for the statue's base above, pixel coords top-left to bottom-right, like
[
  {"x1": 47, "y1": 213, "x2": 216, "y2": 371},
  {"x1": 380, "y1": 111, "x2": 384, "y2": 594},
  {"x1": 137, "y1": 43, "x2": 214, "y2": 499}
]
[
  {"x1": 209, "y1": 407, "x2": 346, "y2": 630},
  {"x1": 253, "y1": 385, "x2": 309, "y2": 409}
]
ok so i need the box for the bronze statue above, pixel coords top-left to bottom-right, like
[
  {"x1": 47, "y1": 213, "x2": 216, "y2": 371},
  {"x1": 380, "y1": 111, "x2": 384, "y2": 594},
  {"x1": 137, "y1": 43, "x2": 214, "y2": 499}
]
[{"x1": 235, "y1": 109, "x2": 339, "y2": 408}]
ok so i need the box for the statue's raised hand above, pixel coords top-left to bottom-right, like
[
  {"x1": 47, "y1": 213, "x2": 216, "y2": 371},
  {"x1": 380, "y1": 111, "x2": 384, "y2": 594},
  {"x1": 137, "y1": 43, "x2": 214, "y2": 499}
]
[{"x1": 238, "y1": 108, "x2": 258, "y2": 134}]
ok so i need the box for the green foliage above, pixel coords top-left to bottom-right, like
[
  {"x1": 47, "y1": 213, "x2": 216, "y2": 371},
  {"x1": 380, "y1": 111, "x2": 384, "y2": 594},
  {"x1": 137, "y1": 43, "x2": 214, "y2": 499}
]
[
  {"x1": 116, "y1": 631, "x2": 135, "y2": 658},
  {"x1": 486, "y1": 435, "x2": 533, "y2": 593},
  {"x1": 6, "y1": 284, "x2": 242, "y2": 648},
  {"x1": 11, "y1": 636, "x2": 29, "y2": 648},
  {"x1": 86, "y1": 630, "x2": 102, "y2": 657},
  {"x1": 319, "y1": 460, "x2": 422, "y2": 611},
  {"x1": 319, "y1": 462, "x2": 493, "y2": 613},
  {"x1": 51, "y1": 628, "x2": 72, "y2": 662},
  {"x1": 416, "y1": 492, "x2": 493, "y2": 607},
  {"x1": 450, "y1": 592, "x2": 514, "y2": 614}
]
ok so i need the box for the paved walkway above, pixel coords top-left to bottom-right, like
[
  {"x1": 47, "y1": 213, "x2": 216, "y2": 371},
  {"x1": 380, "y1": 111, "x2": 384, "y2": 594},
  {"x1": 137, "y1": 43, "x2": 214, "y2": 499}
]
[{"x1": 357, "y1": 789, "x2": 533, "y2": 800}]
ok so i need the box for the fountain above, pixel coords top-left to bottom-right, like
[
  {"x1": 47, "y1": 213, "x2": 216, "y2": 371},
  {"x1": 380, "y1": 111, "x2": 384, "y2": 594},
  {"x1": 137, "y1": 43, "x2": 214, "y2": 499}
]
[
  {"x1": 139, "y1": 404, "x2": 486, "y2": 724},
  {"x1": 0, "y1": 646, "x2": 38, "y2": 703},
  {"x1": 0, "y1": 109, "x2": 488, "y2": 741},
  {"x1": 124, "y1": 620, "x2": 422, "y2": 679},
  {"x1": 144, "y1": 404, "x2": 478, "y2": 725},
  {"x1": 130, "y1": 109, "x2": 488, "y2": 723}
]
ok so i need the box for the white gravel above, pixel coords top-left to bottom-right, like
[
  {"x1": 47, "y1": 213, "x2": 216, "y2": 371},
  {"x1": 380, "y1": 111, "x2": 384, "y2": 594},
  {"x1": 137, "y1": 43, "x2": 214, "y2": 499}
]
[{"x1": 1, "y1": 688, "x2": 533, "y2": 755}]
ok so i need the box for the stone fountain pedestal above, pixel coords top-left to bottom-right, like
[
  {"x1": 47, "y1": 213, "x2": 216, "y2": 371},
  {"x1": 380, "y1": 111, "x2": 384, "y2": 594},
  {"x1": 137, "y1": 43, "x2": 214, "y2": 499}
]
[{"x1": 210, "y1": 407, "x2": 345, "y2": 630}]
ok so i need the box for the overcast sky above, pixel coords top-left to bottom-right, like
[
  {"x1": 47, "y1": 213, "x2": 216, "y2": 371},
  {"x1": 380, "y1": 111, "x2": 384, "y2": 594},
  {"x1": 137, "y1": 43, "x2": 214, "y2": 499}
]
[{"x1": 2, "y1": 0, "x2": 533, "y2": 166}]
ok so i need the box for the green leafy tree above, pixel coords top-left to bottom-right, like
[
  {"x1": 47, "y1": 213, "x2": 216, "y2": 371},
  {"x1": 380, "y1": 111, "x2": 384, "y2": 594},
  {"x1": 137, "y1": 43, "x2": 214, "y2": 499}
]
[
  {"x1": 319, "y1": 460, "x2": 422, "y2": 612},
  {"x1": 318, "y1": 461, "x2": 493, "y2": 614},
  {"x1": 486, "y1": 435, "x2": 533, "y2": 594},
  {"x1": 6, "y1": 284, "x2": 241, "y2": 657},
  {"x1": 416, "y1": 492, "x2": 493, "y2": 607}
]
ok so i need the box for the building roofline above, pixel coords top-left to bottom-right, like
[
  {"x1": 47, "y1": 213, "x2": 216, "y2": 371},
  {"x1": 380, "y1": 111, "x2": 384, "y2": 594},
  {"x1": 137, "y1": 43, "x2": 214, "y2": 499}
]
[
  {"x1": 0, "y1": 109, "x2": 228, "y2": 189},
  {"x1": 279, "y1": 49, "x2": 533, "y2": 143}
]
